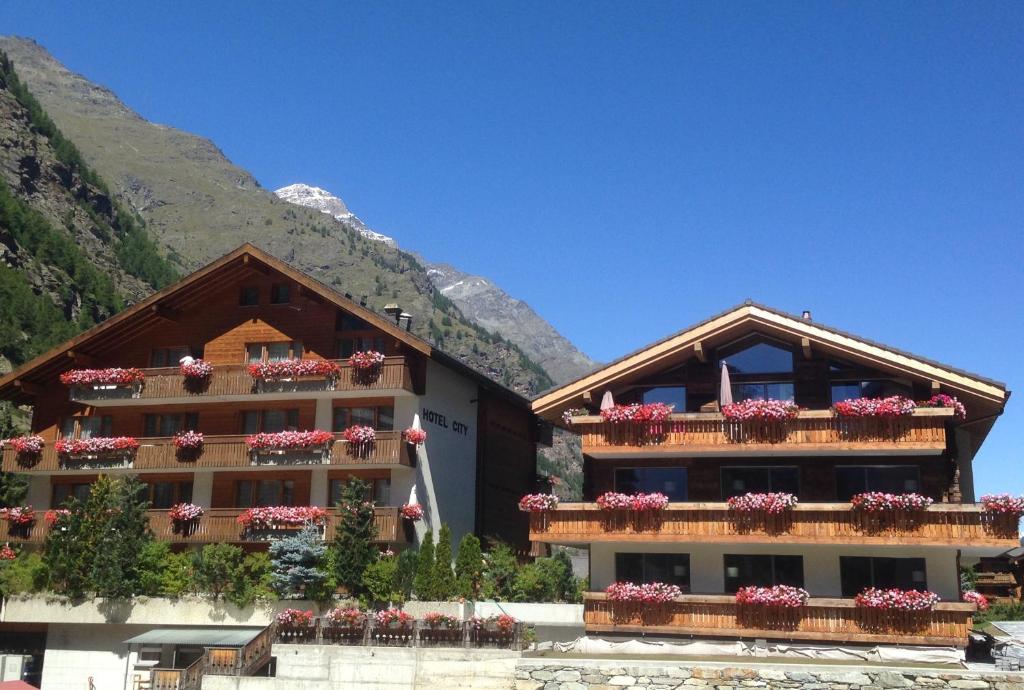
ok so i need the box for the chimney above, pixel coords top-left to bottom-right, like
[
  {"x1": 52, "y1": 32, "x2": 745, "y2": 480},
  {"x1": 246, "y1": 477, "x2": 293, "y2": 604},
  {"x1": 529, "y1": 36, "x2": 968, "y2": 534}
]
[
  {"x1": 383, "y1": 303, "x2": 402, "y2": 323},
  {"x1": 399, "y1": 312, "x2": 413, "y2": 331},
  {"x1": 359, "y1": 295, "x2": 368, "y2": 307},
  {"x1": 801, "y1": 310, "x2": 812, "y2": 321}
]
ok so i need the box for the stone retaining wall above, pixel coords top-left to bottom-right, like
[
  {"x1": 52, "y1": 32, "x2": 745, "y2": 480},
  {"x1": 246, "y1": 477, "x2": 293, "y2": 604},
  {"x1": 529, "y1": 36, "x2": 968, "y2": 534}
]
[{"x1": 515, "y1": 664, "x2": 1024, "y2": 690}]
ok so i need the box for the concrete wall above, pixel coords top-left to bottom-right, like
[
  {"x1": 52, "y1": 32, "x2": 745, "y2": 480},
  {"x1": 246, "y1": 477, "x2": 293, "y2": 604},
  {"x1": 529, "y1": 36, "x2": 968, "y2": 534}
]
[
  {"x1": 589, "y1": 542, "x2": 961, "y2": 599},
  {"x1": 39, "y1": 623, "x2": 139, "y2": 690}
]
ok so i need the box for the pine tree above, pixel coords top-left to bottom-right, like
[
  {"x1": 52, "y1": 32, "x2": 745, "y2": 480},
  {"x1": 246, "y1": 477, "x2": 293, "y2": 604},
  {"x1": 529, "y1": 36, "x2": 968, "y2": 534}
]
[
  {"x1": 331, "y1": 478, "x2": 377, "y2": 595},
  {"x1": 269, "y1": 525, "x2": 328, "y2": 599},
  {"x1": 413, "y1": 530, "x2": 435, "y2": 600},
  {"x1": 432, "y1": 524, "x2": 456, "y2": 601},
  {"x1": 193, "y1": 543, "x2": 242, "y2": 599},
  {"x1": 455, "y1": 533, "x2": 484, "y2": 600}
]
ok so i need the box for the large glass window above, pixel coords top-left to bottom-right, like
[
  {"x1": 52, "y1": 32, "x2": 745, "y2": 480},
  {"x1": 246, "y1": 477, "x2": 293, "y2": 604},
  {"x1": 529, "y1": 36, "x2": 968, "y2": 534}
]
[
  {"x1": 615, "y1": 553, "x2": 690, "y2": 590},
  {"x1": 721, "y1": 341, "x2": 794, "y2": 375},
  {"x1": 836, "y1": 465, "x2": 921, "y2": 500},
  {"x1": 241, "y1": 409, "x2": 300, "y2": 434},
  {"x1": 840, "y1": 557, "x2": 927, "y2": 596},
  {"x1": 144, "y1": 413, "x2": 199, "y2": 437},
  {"x1": 640, "y1": 386, "x2": 686, "y2": 410},
  {"x1": 235, "y1": 479, "x2": 295, "y2": 508},
  {"x1": 338, "y1": 336, "x2": 386, "y2": 358},
  {"x1": 329, "y1": 478, "x2": 390, "y2": 506},
  {"x1": 724, "y1": 554, "x2": 804, "y2": 592},
  {"x1": 721, "y1": 466, "x2": 799, "y2": 499},
  {"x1": 615, "y1": 467, "x2": 687, "y2": 501},
  {"x1": 731, "y1": 382, "x2": 795, "y2": 402},
  {"x1": 61, "y1": 416, "x2": 113, "y2": 439},
  {"x1": 52, "y1": 482, "x2": 91, "y2": 506},
  {"x1": 151, "y1": 347, "x2": 191, "y2": 367},
  {"x1": 144, "y1": 481, "x2": 193, "y2": 509},
  {"x1": 333, "y1": 406, "x2": 394, "y2": 431},
  {"x1": 831, "y1": 380, "x2": 912, "y2": 403},
  {"x1": 246, "y1": 341, "x2": 303, "y2": 363}
]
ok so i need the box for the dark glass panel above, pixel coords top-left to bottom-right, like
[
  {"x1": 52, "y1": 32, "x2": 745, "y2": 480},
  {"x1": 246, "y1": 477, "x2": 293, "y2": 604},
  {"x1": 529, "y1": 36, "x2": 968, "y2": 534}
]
[{"x1": 615, "y1": 468, "x2": 688, "y2": 501}]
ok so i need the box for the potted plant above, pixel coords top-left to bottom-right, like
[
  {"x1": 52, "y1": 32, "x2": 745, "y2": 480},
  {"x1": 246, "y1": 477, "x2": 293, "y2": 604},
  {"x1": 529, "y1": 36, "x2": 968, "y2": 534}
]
[
  {"x1": 168, "y1": 503, "x2": 204, "y2": 535},
  {"x1": 372, "y1": 608, "x2": 415, "y2": 645},
  {"x1": 348, "y1": 350, "x2": 386, "y2": 385},
  {"x1": 246, "y1": 429, "x2": 334, "y2": 463},
  {"x1": 321, "y1": 607, "x2": 368, "y2": 644},
  {"x1": 0, "y1": 506, "x2": 36, "y2": 539},
  {"x1": 7, "y1": 436, "x2": 44, "y2": 467},
  {"x1": 469, "y1": 614, "x2": 518, "y2": 647},
  {"x1": 248, "y1": 358, "x2": 342, "y2": 391},
  {"x1": 274, "y1": 608, "x2": 316, "y2": 642},
  {"x1": 419, "y1": 612, "x2": 464, "y2": 645},
  {"x1": 60, "y1": 368, "x2": 145, "y2": 398},
  {"x1": 173, "y1": 430, "x2": 204, "y2": 461}
]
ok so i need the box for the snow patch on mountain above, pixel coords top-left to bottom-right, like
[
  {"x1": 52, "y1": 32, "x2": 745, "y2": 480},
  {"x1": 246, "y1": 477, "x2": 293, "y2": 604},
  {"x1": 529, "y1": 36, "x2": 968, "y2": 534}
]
[{"x1": 274, "y1": 183, "x2": 396, "y2": 246}]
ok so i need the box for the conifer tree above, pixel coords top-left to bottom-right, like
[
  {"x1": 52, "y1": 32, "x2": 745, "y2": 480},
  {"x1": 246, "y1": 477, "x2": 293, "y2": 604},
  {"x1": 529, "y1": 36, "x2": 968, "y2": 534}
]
[
  {"x1": 454, "y1": 533, "x2": 483, "y2": 600},
  {"x1": 432, "y1": 524, "x2": 456, "y2": 601},
  {"x1": 270, "y1": 525, "x2": 328, "y2": 599},
  {"x1": 331, "y1": 478, "x2": 377, "y2": 595},
  {"x1": 413, "y1": 530, "x2": 435, "y2": 600}
]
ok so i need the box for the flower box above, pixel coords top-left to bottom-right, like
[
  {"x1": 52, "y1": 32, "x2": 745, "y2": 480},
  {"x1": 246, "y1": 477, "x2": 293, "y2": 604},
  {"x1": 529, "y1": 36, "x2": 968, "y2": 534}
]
[
  {"x1": 850, "y1": 492, "x2": 934, "y2": 512},
  {"x1": 605, "y1": 581, "x2": 682, "y2": 604},
  {"x1": 248, "y1": 359, "x2": 341, "y2": 381},
  {"x1": 735, "y1": 585, "x2": 809, "y2": 608},
  {"x1": 600, "y1": 403, "x2": 674, "y2": 423},
  {"x1": 833, "y1": 396, "x2": 916, "y2": 418},
  {"x1": 420, "y1": 612, "x2": 464, "y2": 646},
  {"x1": 721, "y1": 398, "x2": 799, "y2": 422},
  {"x1": 399, "y1": 503, "x2": 424, "y2": 521},
  {"x1": 168, "y1": 503, "x2": 204, "y2": 535},
  {"x1": 341, "y1": 425, "x2": 376, "y2": 446},
  {"x1": 962, "y1": 591, "x2": 989, "y2": 611},
  {"x1": 372, "y1": 609, "x2": 415, "y2": 645},
  {"x1": 349, "y1": 351, "x2": 386, "y2": 385},
  {"x1": 469, "y1": 614, "x2": 517, "y2": 647},
  {"x1": 561, "y1": 408, "x2": 589, "y2": 426},
  {"x1": 61, "y1": 368, "x2": 144, "y2": 398},
  {"x1": 854, "y1": 587, "x2": 940, "y2": 611},
  {"x1": 246, "y1": 430, "x2": 334, "y2": 452},
  {"x1": 726, "y1": 492, "x2": 798, "y2": 514},
  {"x1": 518, "y1": 494, "x2": 559, "y2": 513},
  {"x1": 321, "y1": 608, "x2": 367, "y2": 644},
  {"x1": 596, "y1": 492, "x2": 669, "y2": 512},
  {"x1": 179, "y1": 359, "x2": 213, "y2": 379},
  {"x1": 7, "y1": 436, "x2": 43, "y2": 456},
  {"x1": 237, "y1": 506, "x2": 327, "y2": 532},
  {"x1": 919, "y1": 394, "x2": 966, "y2": 420},
  {"x1": 173, "y1": 430, "x2": 204, "y2": 460},
  {"x1": 275, "y1": 608, "x2": 316, "y2": 642},
  {"x1": 980, "y1": 494, "x2": 1024, "y2": 517},
  {"x1": 54, "y1": 437, "x2": 139, "y2": 466},
  {"x1": 1, "y1": 506, "x2": 35, "y2": 538},
  {"x1": 401, "y1": 427, "x2": 427, "y2": 445}
]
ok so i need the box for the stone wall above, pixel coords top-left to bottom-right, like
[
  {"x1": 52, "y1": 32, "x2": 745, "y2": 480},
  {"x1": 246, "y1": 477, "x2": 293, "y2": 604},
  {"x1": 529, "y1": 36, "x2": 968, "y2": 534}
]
[{"x1": 514, "y1": 663, "x2": 1024, "y2": 690}]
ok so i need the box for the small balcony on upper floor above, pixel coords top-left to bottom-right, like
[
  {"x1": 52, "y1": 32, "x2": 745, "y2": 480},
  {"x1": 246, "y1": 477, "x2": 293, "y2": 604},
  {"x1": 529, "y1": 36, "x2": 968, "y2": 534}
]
[
  {"x1": 2, "y1": 431, "x2": 413, "y2": 474},
  {"x1": 63, "y1": 356, "x2": 416, "y2": 406},
  {"x1": 570, "y1": 408, "x2": 953, "y2": 458}
]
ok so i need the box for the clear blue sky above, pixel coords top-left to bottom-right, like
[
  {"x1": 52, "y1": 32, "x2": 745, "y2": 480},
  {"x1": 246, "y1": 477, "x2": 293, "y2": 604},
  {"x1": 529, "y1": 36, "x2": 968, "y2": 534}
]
[{"x1": 2, "y1": 2, "x2": 1022, "y2": 493}]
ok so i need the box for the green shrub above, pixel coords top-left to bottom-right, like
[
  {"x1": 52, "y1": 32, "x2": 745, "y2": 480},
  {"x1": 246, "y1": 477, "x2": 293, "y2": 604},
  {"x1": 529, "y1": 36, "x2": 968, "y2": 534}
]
[
  {"x1": 362, "y1": 554, "x2": 400, "y2": 605},
  {"x1": 432, "y1": 524, "x2": 456, "y2": 601},
  {"x1": 455, "y1": 533, "x2": 483, "y2": 600},
  {"x1": 413, "y1": 531, "x2": 435, "y2": 600},
  {"x1": 193, "y1": 544, "x2": 243, "y2": 599},
  {"x1": 0, "y1": 551, "x2": 45, "y2": 596},
  {"x1": 228, "y1": 552, "x2": 275, "y2": 608},
  {"x1": 394, "y1": 549, "x2": 418, "y2": 601},
  {"x1": 331, "y1": 479, "x2": 377, "y2": 596},
  {"x1": 482, "y1": 542, "x2": 519, "y2": 601}
]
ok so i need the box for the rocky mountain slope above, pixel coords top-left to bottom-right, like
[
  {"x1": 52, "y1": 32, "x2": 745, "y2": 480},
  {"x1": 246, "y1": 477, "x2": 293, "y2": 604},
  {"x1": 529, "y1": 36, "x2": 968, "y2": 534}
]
[
  {"x1": 0, "y1": 36, "x2": 551, "y2": 395},
  {"x1": 274, "y1": 183, "x2": 597, "y2": 384}
]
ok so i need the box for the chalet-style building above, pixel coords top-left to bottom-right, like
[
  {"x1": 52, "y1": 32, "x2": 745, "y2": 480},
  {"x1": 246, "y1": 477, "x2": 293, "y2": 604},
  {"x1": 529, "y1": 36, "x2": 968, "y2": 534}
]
[
  {"x1": 0, "y1": 244, "x2": 540, "y2": 555},
  {"x1": 530, "y1": 302, "x2": 1012, "y2": 648}
]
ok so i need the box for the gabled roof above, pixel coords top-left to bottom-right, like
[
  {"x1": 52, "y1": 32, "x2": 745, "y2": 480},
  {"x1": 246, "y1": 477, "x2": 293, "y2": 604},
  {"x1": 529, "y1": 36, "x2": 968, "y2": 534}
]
[
  {"x1": 0, "y1": 243, "x2": 530, "y2": 407},
  {"x1": 532, "y1": 301, "x2": 1009, "y2": 417}
]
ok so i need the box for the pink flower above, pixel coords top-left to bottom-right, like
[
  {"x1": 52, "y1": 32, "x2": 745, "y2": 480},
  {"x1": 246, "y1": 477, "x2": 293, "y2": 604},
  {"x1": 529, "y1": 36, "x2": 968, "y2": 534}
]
[
  {"x1": 168, "y1": 503, "x2": 204, "y2": 522},
  {"x1": 247, "y1": 359, "x2": 341, "y2": 380},
  {"x1": 727, "y1": 492, "x2": 798, "y2": 514},
  {"x1": 401, "y1": 427, "x2": 427, "y2": 445},
  {"x1": 833, "y1": 396, "x2": 916, "y2": 418},
  {"x1": 179, "y1": 359, "x2": 213, "y2": 379},
  {"x1": 722, "y1": 399, "x2": 800, "y2": 422},
  {"x1": 325, "y1": 608, "x2": 366, "y2": 626},
  {"x1": 850, "y1": 492, "x2": 933, "y2": 512},
  {"x1": 596, "y1": 492, "x2": 670, "y2": 511},
  {"x1": 980, "y1": 494, "x2": 1024, "y2": 517},
  {"x1": 605, "y1": 581, "x2": 682, "y2": 604},
  {"x1": 518, "y1": 494, "x2": 560, "y2": 512},
  {"x1": 7, "y1": 436, "x2": 44, "y2": 455},
  {"x1": 962, "y1": 591, "x2": 989, "y2": 611},
  {"x1": 375, "y1": 608, "x2": 414, "y2": 627},
  {"x1": 469, "y1": 614, "x2": 517, "y2": 631},
  {"x1": 60, "y1": 368, "x2": 145, "y2": 386},
  {"x1": 561, "y1": 408, "x2": 589, "y2": 425},
  {"x1": 600, "y1": 403, "x2": 675, "y2": 423},
  {"x1": 173, "y1": 431, "x2": 204, "y2": 450},
  {"x1": 399, "y1": 503, "x2": 425, "y2": 521},
  {"x1": 55, "y1": 437, "x2": 140, "y2": 455},
  {"x1": 237, "y1": 506, "x2": 327, "y2": 529},
  {"x1": 735, "y1": 585, "x2": 809, "y2": 607},
  {"x1": 348, "y1": 351, "x2": 386, "y2": 370},
  {"x1": 342, "y1": 425, "x2": 376, "y2": 445},
  {"x1": 854, "y1": 588, "x2": 940, "y2": 611},
  {"x1": 0, "y1": 544, "x2": 15, "y2": 561},
  {"x1": 920, "y1": 394, "x2": 967, "y2": 420},
  {"x1": 0, "y1": 506, "x2": 35, "y2": 526},
  {"x1": 423, "y1": 612, "x2": 461, "y2": 629},
  {"x1": 276, "y1": 608, "x2": 314, "y2": 626},
  {"x1": 245, "y1": 430, "x2": 334, "y2": 450}
]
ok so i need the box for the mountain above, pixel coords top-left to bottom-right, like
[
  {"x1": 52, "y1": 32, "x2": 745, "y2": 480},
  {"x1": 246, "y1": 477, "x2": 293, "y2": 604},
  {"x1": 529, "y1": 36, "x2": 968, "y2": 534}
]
[
  {"x1": 273, "y1": 183, "x2": 597, "y2": 384},
  {"x1": 0, "y1": 36, "x2": 552, "y2": 396}
]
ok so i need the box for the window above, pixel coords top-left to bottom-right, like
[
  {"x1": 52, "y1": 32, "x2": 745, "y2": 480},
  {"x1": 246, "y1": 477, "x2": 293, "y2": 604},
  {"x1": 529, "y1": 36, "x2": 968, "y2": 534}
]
[
  {"x1": 52, "y1": 482, "x2": 92, "y2": 506},
  {"x1": 840, "y1": 557, "x2": 927, "y2": 596},
  {"x1": 270, "y1": 283, "x2": 291, "y2": 304},
  {"x1": 239, "y1": 286, "x2": 260, "y2": 306},
  {"x1": 614, "y1": 467, "x2": 687, "y2": 501},
  {"x1": 337, "y1": 336, "x2": 386, "y2": 358},
  {"x1": 724, "y1": 554, "x2": 804, "y2": 592},
  {"x1": 337, "y1": 312, "x2": 371, "y2": 331},
  {"x1": 329, "y1": 478, "x2": 391, "y2": 506},
  {"x1": 333, "y1": 405, "x2": 394, "y2": 431},
  {"x1": 60, "y1": 416, "x2": 113, "y2": 439},
  {"x1": 143, "y1": 481, "x2": 193, "y2": 509},
  {"x1": 640, "y1": 386, "x2": 686, "y2": 410},
  {"x1": 144, "y1": 413, "x2": 199, "y2": 437},
  {"x1": 721, "y1": 466, "x2": 800, "y2": 499},
  {"x1": 241, "y1": 409, "x2": 300, "y2": 434},
  {"x1": 151, "y1": 347, "x2": 191, "y2": 367},
  {"x1": 246, "y1": 341, "x2": 303, "y2": 363},
  {"x1": 830, "y1": 380, "x2": 913, "y2": 404},
  {"x1": 235, "y1": 479, "x2": 295, "y2": 508},
  {"x1": 615, "y1": 553, "x2": 690, "y2": 590},
  {"x1": 731, "y1": 382, "x2": 795, "y2": 402},
  {"x1": 836, "y1": 465, "x2": 921, "y2": 500},
  {"x1": 720, "y1": 340, "x2": 794, "y2": 375}
]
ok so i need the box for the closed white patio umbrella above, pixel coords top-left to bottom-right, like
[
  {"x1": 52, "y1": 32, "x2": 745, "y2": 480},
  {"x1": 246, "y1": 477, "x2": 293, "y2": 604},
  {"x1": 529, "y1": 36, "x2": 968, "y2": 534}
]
[
  {"x1": 600, "y1": 391, "x2": 615, "y2": 411},
  {"x1": 719, "y1": 361, "x2": 733, "y2": 407}
]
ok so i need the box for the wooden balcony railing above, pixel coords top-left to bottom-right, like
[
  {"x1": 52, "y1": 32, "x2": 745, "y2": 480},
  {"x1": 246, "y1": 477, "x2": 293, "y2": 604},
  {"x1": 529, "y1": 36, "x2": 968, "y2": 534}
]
[
  {"x1": 1, "y1": 432, "x2": 410, "y2": 473},
  {"x1": 66, "y1": 356, "x2": 414, "y2": 403},
  {"x1": 0, "y1": 506, "x2": 404, "y2": 545},
  {"x1": 530, "y1": 502, "x2": 1020, "y2": 547},
  {"x1": 572, "y1": 408, "x2": 952, "y2": 455},
  {"x1": 152, "y1": 656, "x2": 205, "y2": 690},
  {"x1": 151, "y1": 622, "x2": 274, "y2": 690},
  {"x1": 583, "y1": 592, "x2": 975, "y2": 647}
]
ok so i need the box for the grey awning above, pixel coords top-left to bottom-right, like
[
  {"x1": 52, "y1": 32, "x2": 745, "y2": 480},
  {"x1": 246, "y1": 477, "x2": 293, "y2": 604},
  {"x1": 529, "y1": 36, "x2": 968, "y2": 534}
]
[{"x1": 124, "y1": 628, "x2": 264, "y2": 647}]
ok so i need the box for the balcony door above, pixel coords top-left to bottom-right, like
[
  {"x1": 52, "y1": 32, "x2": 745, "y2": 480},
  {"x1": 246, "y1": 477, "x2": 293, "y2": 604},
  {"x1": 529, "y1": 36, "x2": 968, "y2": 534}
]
[
  {"x1": 835, "y1": 465, "x2": 921, "y2": 500},
  {"x1": 720, "y1": 466, "x2": 799, "y2": 499},
  {"x1": 723, "y1": 554, "x2": 804, "y2": 593},
  {"x1": 615, "y1": 553, "x2": 690, "y2": 591},
  {"x1": 614, "y1": 467, "x2": 687, "y2": 501},
  {"x1": 840, "y1": 556, "x2": 927, "y2": 596}
]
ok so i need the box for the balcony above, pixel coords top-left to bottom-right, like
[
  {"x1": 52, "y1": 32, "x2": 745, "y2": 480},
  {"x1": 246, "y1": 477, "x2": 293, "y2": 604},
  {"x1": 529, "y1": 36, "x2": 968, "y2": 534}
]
[
  {"x1": 0, "y1": 506, "x2": 405, "y2": 545},
  {"x1": 572, "y1": 408, "x2": 952, "y2": 457},
  {"x1": 529, "y1": 502, "x2": 1019, "y2": 547},
  {"x1": 65, "y1": 356, "x2": 415, "y2": 405},
  {"x1": 1, "y1": 431, "x2": 411, "y2": 473},
  {"x1": 583, "y1": 592, "x2": 975, "y2": 647}
]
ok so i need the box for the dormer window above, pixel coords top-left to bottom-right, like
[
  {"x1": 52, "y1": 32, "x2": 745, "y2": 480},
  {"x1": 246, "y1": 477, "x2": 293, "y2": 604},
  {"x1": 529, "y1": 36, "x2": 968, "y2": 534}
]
[
  {"x1": 246, "y1": 341, "x2": 303, "y2": 363},
  {"x1": 270, "y1": 283, "x2": 291, "y2": 305},
  {"x1": 717, "y1": 336, "x2": 795, "y2": 401},
  {"x1": 239, "y1": 286, "x2": 259, "y2": 306}
]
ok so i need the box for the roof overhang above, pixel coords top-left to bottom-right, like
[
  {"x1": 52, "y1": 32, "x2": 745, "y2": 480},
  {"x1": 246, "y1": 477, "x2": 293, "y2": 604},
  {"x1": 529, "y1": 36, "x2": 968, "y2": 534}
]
[{"x1": 124, "y1": 627, "x2": 264, "y2": 646}]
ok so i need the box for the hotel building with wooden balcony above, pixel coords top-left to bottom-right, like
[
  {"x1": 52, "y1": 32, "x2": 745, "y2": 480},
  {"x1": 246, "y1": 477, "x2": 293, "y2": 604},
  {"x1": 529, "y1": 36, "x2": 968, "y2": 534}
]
[
  {"x1": 530, "y1": 302, "x2": 1012, "y2": 647},
  {"x1": 0, "y1": 244, "x2": 541, "y2": 554}
]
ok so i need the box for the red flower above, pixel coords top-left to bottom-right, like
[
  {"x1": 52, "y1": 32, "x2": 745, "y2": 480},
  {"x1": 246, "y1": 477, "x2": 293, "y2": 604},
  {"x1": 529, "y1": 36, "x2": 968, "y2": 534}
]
[
  {"x1": 854, "y1": 587, "x2": 939, "y2": 611},
  {"x1": 401, "y1": 427, "x2": 427, "y2": 445},
  {"x1": 596, "y1": 492, "x2": 670, "y2": 511},
  {"x1": 276, "y1": 608, "x2": 314, "y2": 626},
  {"x1": 722, "y1": 399, "x2": 800, "y2": 422},
  {"x1": 518, "y1": 494, "x2": 560, "y2": 512},
  {"x1": 59, "y1": 368, "x2": 144, "y2": 386},
  {"x1": 246, "y1": 430, "x2": 334, "y2": 451},
  {"x1": 237, "y1": 506, "x2": 327, "y2": 529},
  {"x1": 919, "y1": 394, "x2": 967, "y2": 420},
  {"x1": 54, "y1": 437, "x2": 140, "y2": 455},
  {"x1": 833, "y1": 396, "x2": 916, "y2": 418},
  {"x1": 342, "y1": 426, "x2": 376, "y2": 445},
  {"x1": 735, "y1": 585, "x2": 808, "y2": 607},
  {"x1": 962, "y1": 591, "x2": 989, "y2": 611},
  {"x1": 605, "y1": 581, "x2": 682, "y2": 604},
  {"x1": 247, "y1": 359, "x2": 341, "y2": 380},
  {"x1": 727, "y1": 492, "x2": 798, "y2": 514},
  {"x1": 399, "y1": 503, "x2": 424, "y2": 520},
  {"x1": 850, "y1": 492, "x2": 933, "y2": 512},
  {"x1": 348, "y1": 351, "x2": 386, "y2": 370},
  {"x1": 7, "y1": 436, "x2": 44, "y2": 455},
  {"x1": 600, "y1": 403, "x2": 675, "y2": 423},
  {"x1": 179, "y1": 359, "x2": 213, "y2": 379}
]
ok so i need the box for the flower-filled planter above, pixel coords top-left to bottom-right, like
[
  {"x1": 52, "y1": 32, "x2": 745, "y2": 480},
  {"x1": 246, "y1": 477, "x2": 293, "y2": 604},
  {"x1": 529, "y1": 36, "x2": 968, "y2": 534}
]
[
  {"x1": 596, "y1": 492, "x2": 669, "y2": 511},
  {"x1": 849, "y1": 492, "x2": 933, "y2": 527},
  {"x1": 60, "y1": 368, "x2": 144, "y2": 398},
  {"x1": 44, "y1": 509, "x2": 70, "y2": 528},
  {"x1": 735, "y1": 584, "x2": 809, "y2": 608},
  {"x1": 735, "y1": 584, "x2": 808, "y2": 631},
  {"x1": 919, "y1": 394, "x2": 966, "y2": 420},
  {"x1": 518, "y1": 494, "x2": 560, "y2": 513},
  {"x1": 561, "y1": 408, "x2": 589, "y2": 426},
  {"x1": 600, "y1": 403, "x2": 674, "y2": 423},
  {"x1": 246, "y1": 430, "x2": 334, "y2": 464},
  {"x1": 7, "y1": 436, "x2": 44, "y2": 467},
  {"x1": 721, "y1": 399, "x2": 799, "y2": 443},
  {"x1": 597, "y1": 492, "x2": 669, "y2": 532},
  {"x1": 179, "y1": 359, "x2": 213, "y2": 391},
  {"x1": 237, "y1": 506, "x2": 328, "y2": 535},
  {"x1": 962, "y1": 591, "x2": 989, "y2": 611},
  {"x1": 727, "y1": 492, "x2": 798, "y2": 514},
  {"x1": 401, "y1": 427, "x2": 427, "y2": 446},
  {"x1": 342, "y1": 425, "x2": 376, "y2": 459},
  {"x1": 349, "y1": 350, "x2": 386, "y2": 385},
  {"x1": 248, "y1": 358, "x2": 341, "y2": 393},
  {"x1": 54, "y1": 437, "x2": 139, "y2": 466},
  {"x1": 855, "y1": 587, "x2": 940, "y2": 611},
  {"x1": 0, "y1": 506, "x2": 35, "y2": 539},
  {"x1": 981, "y1": 494, "x2": 1024, "y2": 517},
  {"x1": 420, "y1": 612, "x2": 464, "y2": 646},
  {"x1": 606, "y1": 581, "x2": 682, "y2": 603},
  {"x1": 372, "y1": 609, "x2": 415, "y2": 645},
  {"x1": 173, "y1": 430, "x2": 204, "y2": 461},
  {"x1": 399, "y1": 503, "x2": 424, "y2": 521},
  {"x1": 168, "y1": 503, "x2": 204, "y2": 535},
  {"x1": 469, "y1": 614, "x2": 517, "y2": 647},
  {"x1": 833, "y1": 396, "x2": 916, "y2": 418},
  {"x1": 0, "y1": 543, "x2": 16, "y2": 561},
  {"x1": 274, "y1": 608, "x2": 316, "y2": 642},
  {"x1": 599, "y1": 403, "x2": 676, "y2": 446},
  {"x1": 322, "y1": 608, "x2": 368, "y2": 644}
]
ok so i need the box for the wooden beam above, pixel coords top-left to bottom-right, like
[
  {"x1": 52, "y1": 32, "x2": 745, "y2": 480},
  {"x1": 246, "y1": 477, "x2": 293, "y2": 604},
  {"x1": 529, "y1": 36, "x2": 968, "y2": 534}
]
[
  {"x1": 66, "y1": 351, "x2": 99, "y2": 367},
  {"x1": 694, "y1": 341, "x2": 707, "y2": 363},
  {"x1": 150, "y1": 304, "x2": 180, "y2": 322},
  {"x1": 581, "y1": 391, "x2": 593, "y2": 405},
  {"x1": 13, "y1": 379, "x2": 41, "y2": 396},
  {"x1": 801, "y1": 337, "x2": 812, "y2": 359},
  {"x1": 242, "y1": 255, "x2": 271, "y2": 274}
]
